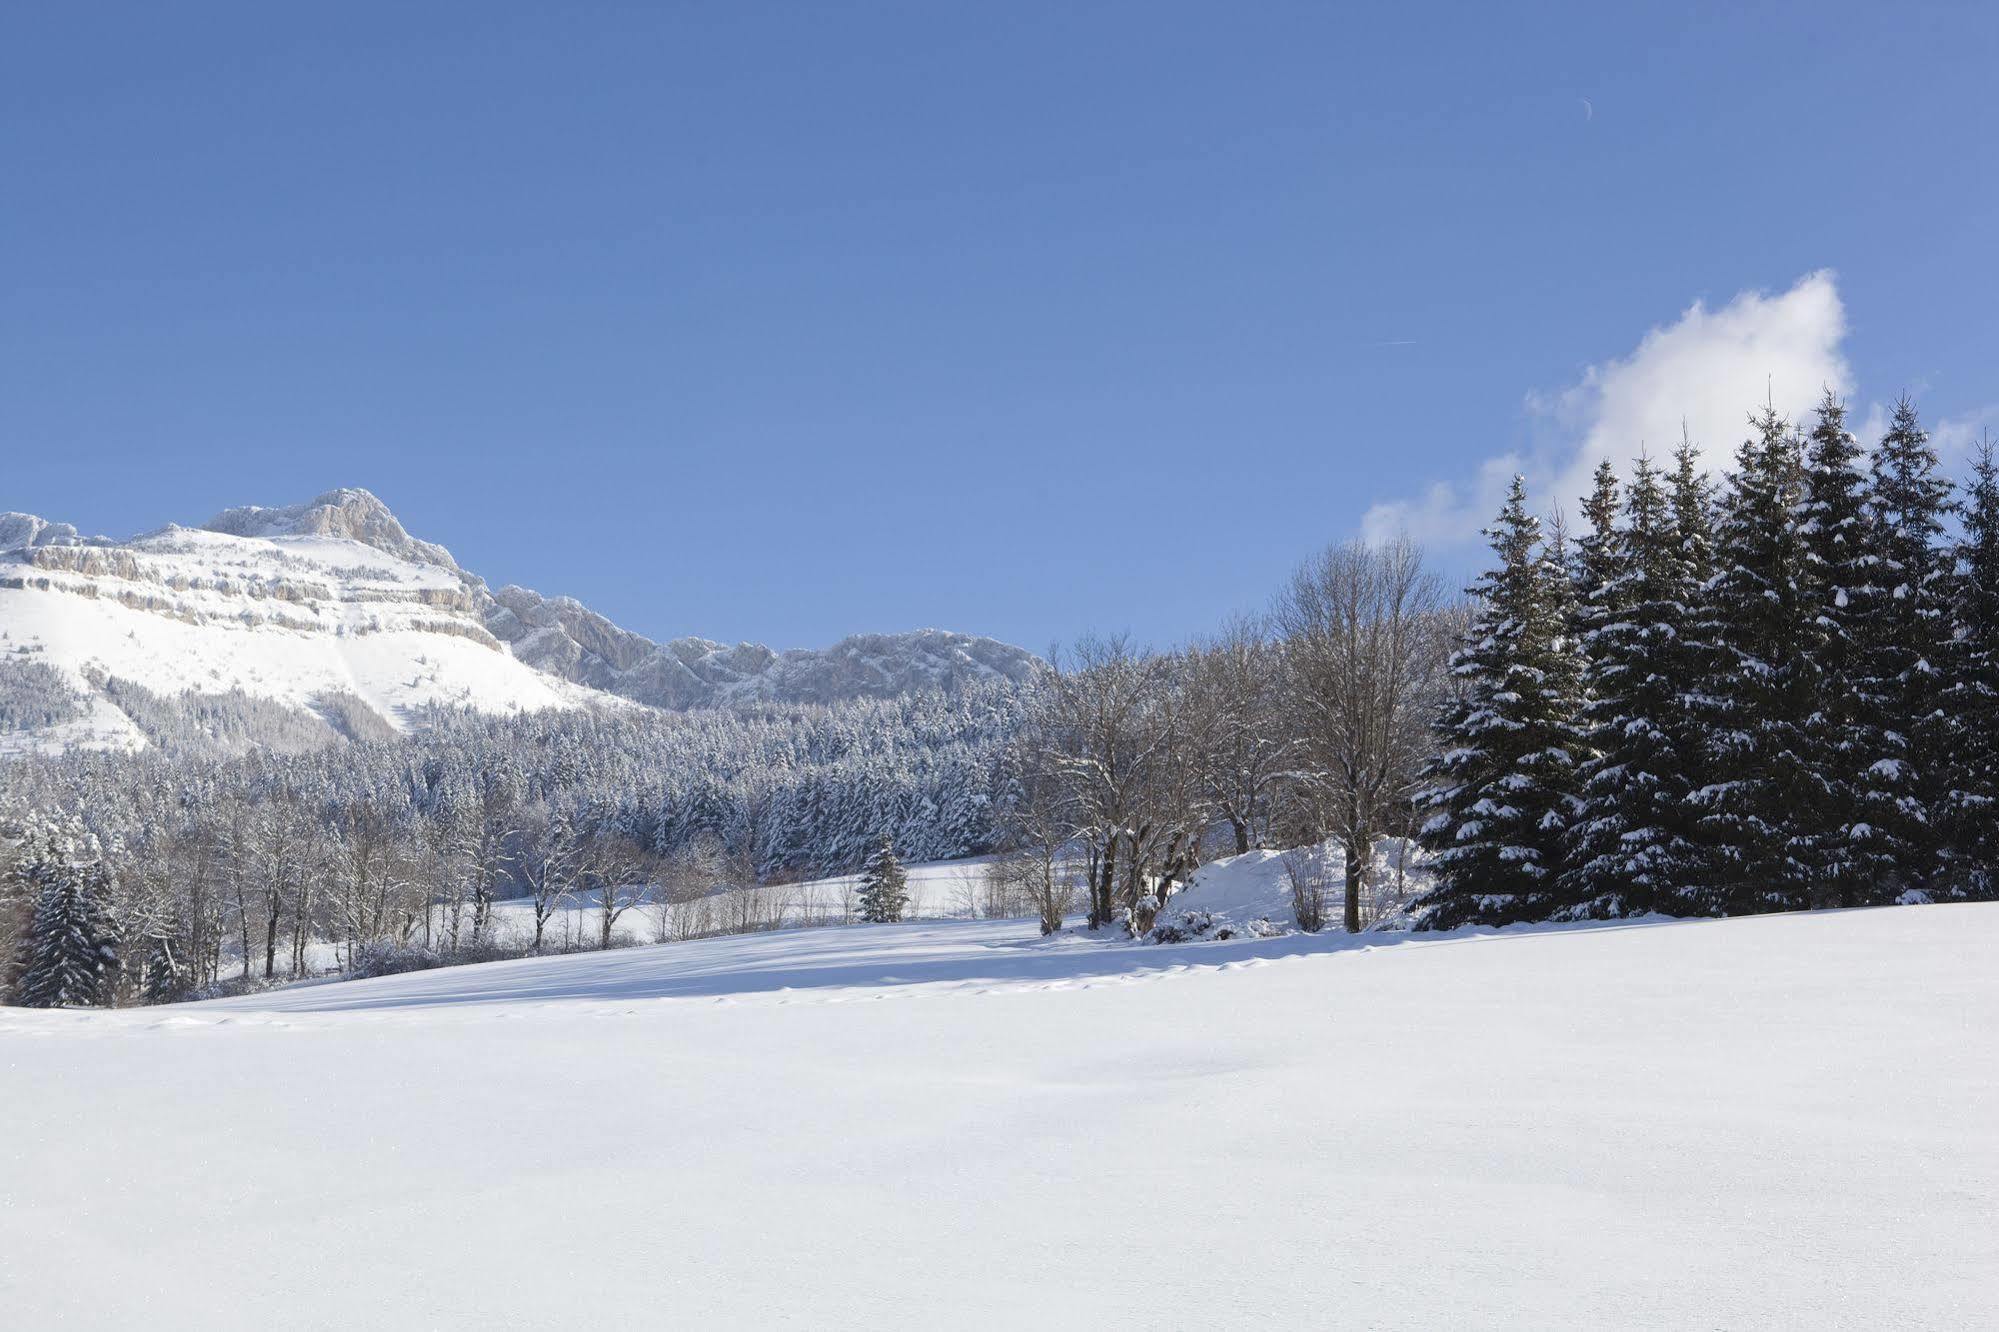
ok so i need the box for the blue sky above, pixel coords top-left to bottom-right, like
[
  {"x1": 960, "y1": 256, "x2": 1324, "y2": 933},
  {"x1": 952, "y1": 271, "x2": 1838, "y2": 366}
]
[{"x1": 7, "y1": 2, "x2": 1998, "y2": 651}]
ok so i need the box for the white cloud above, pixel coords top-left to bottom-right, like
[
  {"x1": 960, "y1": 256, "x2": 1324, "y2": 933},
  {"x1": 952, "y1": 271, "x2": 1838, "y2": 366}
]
[
  {"x1": 1363, "y1": 270, "x2": 1852, "y2": 547},
  {"x1": 1928, "y1": 403, "x2": 1999, "y2": 469}
]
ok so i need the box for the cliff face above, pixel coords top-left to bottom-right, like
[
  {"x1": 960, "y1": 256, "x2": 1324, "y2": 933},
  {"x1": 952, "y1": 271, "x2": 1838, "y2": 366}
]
[{"x1": 1, "y1": 487, "x2": 1040, "y2": 751}]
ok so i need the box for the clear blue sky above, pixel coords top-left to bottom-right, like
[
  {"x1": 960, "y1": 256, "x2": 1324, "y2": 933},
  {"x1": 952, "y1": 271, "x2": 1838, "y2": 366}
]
[{"x1": 7, "y1": 2, "x2": 1998, "y2": 651}]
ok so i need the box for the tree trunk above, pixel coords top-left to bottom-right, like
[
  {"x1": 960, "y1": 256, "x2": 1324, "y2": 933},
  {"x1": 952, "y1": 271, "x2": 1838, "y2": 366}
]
[
  {"x1": 1092, "y1": 839, "x2": 1117, "y2": 929},
  {"x1": 263, "y1": 897, "x2": 280, "y2": 980},
  {"x1": 1344, "y1": 837, "x2": 1365, "y2": 934},
  {"x1": 1231, "y1": 819, "x2": 1251, "y2": 857}
]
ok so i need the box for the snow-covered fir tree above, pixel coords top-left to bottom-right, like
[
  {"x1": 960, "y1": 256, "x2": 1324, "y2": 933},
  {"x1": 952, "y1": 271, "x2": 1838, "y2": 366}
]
[
  {"x1": 1690, "y1": 407, "x2": 1826, "y2": 915},
  {"x1": 1562, "y1": 453, "x2": 1705, "y2": 916},
  {"x1": 1854, "y1": 397, "x2": 1954, "y2": 900},
  {"x1": 1795, "y1": 390, "x2": 1880, "y2": 906},
  {"x1": 1670, "y1": 433, "x2": 1717, "y2": 587},
  {"x1": 1571, "y1": 460, "x2": 1624, "y2": 614},
  {"x1": 1939, "y1": 440, "x2": 1999, "y2": 899},
  {"x1": 1415, "y1": 476, "x2": 1583, "y2": 929},
  {"x1": 13, "y1": 818, "x2": 120, "y2": 1008},
  {"x1": 141, "y1": 934, "x2": 187, "y2": 1005},
  {"x1": 856, "y1": 834, "x2": 910, "y2": 924}
]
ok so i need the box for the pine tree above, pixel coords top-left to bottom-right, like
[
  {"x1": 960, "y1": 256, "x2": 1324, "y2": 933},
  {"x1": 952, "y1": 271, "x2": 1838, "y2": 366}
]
[
  {"x1": 1795, "y1": 390, "x2": 1878, "y2": 906},
  {"x1": 1939, "y1": 440, "x2": 1999, "y2": 899},
  {"x1": 856, "y1": 833, "x2": 910, "y2": 924},
  {"x1": 1690, "y1": 407, "x2": 1826, "y2": 915},
  {"x1": 1563, "y1": 454, "x2": 1705, "y2": 916},
  {"x1": 1415, "y1": 476, "x2": 1583, "y2": 929},
  {"x1": 14, "y1": 821, "x2": 120, "y2": 1008},
  {"x1": 1854, "y1": 397, "x2": 1954, "y2": 900}
]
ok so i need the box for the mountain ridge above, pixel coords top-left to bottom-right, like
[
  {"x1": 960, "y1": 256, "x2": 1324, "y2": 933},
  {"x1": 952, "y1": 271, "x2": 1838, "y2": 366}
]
[{"x1": 0, "y1": 487, "x2": 1041, "y2": 751}]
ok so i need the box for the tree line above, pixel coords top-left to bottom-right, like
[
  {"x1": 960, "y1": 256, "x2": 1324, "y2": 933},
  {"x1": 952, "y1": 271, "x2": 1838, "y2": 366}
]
[
  {"x1": 1418, "y1": 394, "x2": 1999, "y2": 926},
  {"x1": 0, "y1": 681, "x2": 1026, "y2": 1004}
]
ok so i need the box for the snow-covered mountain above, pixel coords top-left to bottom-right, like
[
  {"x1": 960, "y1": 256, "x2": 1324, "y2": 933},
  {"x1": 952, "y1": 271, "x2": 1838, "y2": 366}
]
[
  {"x1": 0, "y1": 488, "x2": 1038, "y2": 752},
  {"x1": 487, "y1": 585, "x2": 1042, "y2": 710}
]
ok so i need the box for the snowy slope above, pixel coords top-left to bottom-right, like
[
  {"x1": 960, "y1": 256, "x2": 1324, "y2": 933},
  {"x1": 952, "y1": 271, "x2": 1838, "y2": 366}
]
[
  {"x1": 3, "y1": 905, "x2": 1993, "y2": 1329},
  {"x1": 0, "y1": 487, "x2": 1040, "y2": 750},
  {"x1": 0, "y1": 497, "x2": 593, "y2": 748}
]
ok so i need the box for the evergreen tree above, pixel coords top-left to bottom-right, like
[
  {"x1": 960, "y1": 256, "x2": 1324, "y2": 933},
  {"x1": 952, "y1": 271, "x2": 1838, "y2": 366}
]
[
  {"x1": 1939, "y1": 440, "x2": 1999, "y2": 899},
  {"x1": 1670, "y1": 432, "x2": 1717, "y2": 589},
  {"x1": 1661, "y1": 434, "x2": 1719, "y2": 907},
  {"x1": 1854, "y1": 397, "x2": 1954, "y2": 899},
  {"x1": 1573, "y1": 460, "x2": 1623, "y2": 598},
  {"x1": 1690, "y1": 407, "x2": 1826, "y2": 915},
  {"x1": 1415, "y1": 476, "x2": 1583, "y2": 929},
  {"x1": 14, "y1": 820, "x2": 120, "y2": 1008},
  {"x1": 1562, "y1": 454, "x2": 1705, "y2": 916},
  {"x1": 1795, "y1": 390, "x2": 1878, "y2": 906},
  {"x1": 141, "y1": 934, "x2": 188, "y2": 1005},
  {"x1": 856, "y1": 833, "x2": 910, "y2": 924}
]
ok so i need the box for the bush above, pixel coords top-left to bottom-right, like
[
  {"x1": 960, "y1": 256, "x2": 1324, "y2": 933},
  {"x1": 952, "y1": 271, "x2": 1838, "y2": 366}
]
[
  {"x1": 1145, "y1": 909, "x2": 1282, "y2": 945},
  {"x1": 1282, "y1": 846, "x2": 1334, "y2": 933}
]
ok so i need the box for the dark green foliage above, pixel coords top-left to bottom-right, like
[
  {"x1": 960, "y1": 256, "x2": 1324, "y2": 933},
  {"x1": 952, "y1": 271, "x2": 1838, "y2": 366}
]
[
  {"x1": 13, "y1": 819, "x2": 119, "y2": 1008},
  {"x1": 1562, "y1": 454, "x2": 1705, "y2": 916},
  {"x1": 1795, "y1": 391, "x2": 1879, "y2": 906},
  {"x1": 1938, "y1": 442, "x2": 1999, "y2": 899},
  {"x1": 141, "y1": 933, "x2": 188, "y2": 1005},
  {"x1": 857, "y1": 834, "x2": 910, "y2": 924},
  {"x1": 1683, "y1": 408, "x2": 1828, "y2": 914},
  {"x1": 1852, "y1": 398, "x2": 1954, "y2": 899},
  {"x1": 1414, "y1": 477, "x2": 1583, "y2": 929}
]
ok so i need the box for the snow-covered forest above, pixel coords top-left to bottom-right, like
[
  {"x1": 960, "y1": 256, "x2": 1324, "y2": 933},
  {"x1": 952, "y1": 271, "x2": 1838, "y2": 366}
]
[{"x1": 6, "y1": 395, "x2": 1998, "y2": 1007}]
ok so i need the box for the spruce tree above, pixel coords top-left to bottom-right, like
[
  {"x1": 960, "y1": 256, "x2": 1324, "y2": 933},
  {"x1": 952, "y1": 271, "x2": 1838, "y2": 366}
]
[
  {"x1": 1660, "y1": 435, "x2": 1719, "y2": 908},
  {"x1": 14, "y1": 821, "x2": 120, "y2": 1008},
  {"x1": 1563, "y1": 455, "x2": 1705, "y2": 916},
  {"x1": 856, "y1": 833, "x2": 910, "y2": 924},
  {"x1": 1670, "y1": 432, "x2": 1717, "y2": 588},
  {"x1": 1795, "y1": 390, "x2": 1878, "y2": 906},
  {"x1": 1939, "y1": 440, "x2": 1999, "y2": 899},
  {"x1": 1854, "y1": 397, "x2": 1954, "y2": 900},
  {"x1": 1690, "y1": 407, "x2": 1825, "y2": 915},
  {"x1": 1415, "y1": 476, "x2": 1583, "y2": 929},
  {"x1": 141, "y1": 934, "x2": 187, "y2": 1005}
]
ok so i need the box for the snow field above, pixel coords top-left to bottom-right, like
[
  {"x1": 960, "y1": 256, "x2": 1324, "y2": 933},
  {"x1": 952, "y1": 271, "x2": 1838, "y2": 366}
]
[{"x1": 2, "y1": 904, "x2": 1993, "y2": 1329}]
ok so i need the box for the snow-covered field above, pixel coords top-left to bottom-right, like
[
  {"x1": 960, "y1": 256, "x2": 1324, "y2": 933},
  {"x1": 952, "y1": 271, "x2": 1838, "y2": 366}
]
[{"x1": 4, "y1": 903, "x2": 1993, "y2": 1329}]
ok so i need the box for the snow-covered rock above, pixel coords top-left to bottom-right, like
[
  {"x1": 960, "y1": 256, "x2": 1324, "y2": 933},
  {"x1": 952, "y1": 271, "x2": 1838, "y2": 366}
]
[
  {"x1": 0, "y1": 488, "x2": 1040, "y2": 751},
  {"x1": 0, "y1": 507, "x2": 591, "y2": 751},
  {"x1": 203, "y1": 487, "x2": 460, "y2": 571},
  {"x1": 488, "y1": 583, "x2": 1042, "y2": 709},
  {"x1": 0, "y1": 512, "x2": 95, "y2": 551}
]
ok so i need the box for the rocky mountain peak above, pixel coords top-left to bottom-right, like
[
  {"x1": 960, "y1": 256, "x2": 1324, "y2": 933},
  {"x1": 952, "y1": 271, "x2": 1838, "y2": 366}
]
[
  {"x1": 0, "y1": 513, "x2": 92, "y2": 551},
  {"x1": 203, "y1": 488, "x2": 460, "y2": 571}
]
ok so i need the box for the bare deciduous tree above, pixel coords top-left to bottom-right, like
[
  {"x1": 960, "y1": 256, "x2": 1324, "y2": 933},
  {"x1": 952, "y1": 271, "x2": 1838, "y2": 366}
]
[
  {"x1": 1183, "y1": 615, "x2": 1293, "y2": 855},
  {"x1": 1275, "y1": 536, "x2": 1452, "y2": 932}
]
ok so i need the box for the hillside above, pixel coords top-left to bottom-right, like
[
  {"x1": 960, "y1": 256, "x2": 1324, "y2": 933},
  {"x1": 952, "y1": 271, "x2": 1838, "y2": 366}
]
[
  {"x1": 0, "y1": 506, "x2": 586, "y2": 750},
  {"x1": 0, "y1": 488, "x2": 1038, "y2": 751},
  {"x1": 3, "y1": 904, "x2": 1992, "y2": 1329}
]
